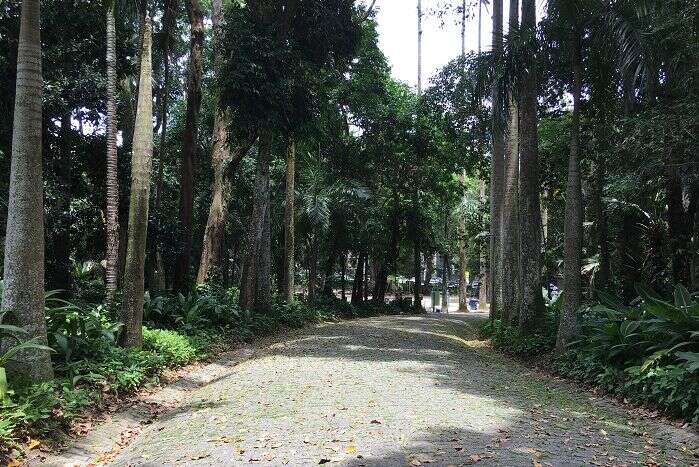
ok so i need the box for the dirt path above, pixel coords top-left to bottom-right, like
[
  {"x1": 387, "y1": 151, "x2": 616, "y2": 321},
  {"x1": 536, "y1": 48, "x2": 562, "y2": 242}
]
[{"x1": 35, "y1": 314, "x2": 697, "y2": 466}]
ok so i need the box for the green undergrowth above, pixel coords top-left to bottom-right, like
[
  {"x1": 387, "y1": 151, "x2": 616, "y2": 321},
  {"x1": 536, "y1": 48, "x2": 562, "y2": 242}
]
[
  {"x1": 479, "y1": 284, "x2": 699, "y2": 424},
  {"x1": 0, "y1": 287, "x2": 422, "y2": 456}
]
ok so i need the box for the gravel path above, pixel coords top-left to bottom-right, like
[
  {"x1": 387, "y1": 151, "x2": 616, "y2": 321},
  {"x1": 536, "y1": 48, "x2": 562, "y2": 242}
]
[{"x1": 37, "y1": 314, "x2": 697, "y2": 466}]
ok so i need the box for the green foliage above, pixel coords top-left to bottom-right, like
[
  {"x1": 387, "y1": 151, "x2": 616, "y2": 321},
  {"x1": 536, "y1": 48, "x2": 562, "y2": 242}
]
[
  {"x1": 556, "y1": 284, "x2": 699, "y2": 422},
  {"x1": 479, "y1": 319, "x2": 556, "y2": 357},
  {"x1": 45, "y1": 296, "x2": 121, "y2": 363},
  {"x1": 142, "y1": 328, "x2": 199, "y2": 367}
]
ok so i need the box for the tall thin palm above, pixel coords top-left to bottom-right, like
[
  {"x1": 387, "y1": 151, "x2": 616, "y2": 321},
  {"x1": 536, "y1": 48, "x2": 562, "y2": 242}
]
[{"x1": 1, "y1": 0, "x2": 53, "y2": 382}]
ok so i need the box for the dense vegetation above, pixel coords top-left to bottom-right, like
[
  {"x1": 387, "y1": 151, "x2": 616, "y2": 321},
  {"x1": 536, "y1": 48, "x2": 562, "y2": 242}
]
[{"x1": 0, "y1": 0, "x2": 697, "y2": 455}]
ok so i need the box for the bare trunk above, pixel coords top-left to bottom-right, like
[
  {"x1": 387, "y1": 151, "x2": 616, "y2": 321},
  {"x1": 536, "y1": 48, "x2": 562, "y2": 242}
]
[
  {"x1": 308, "y1": 236, "x2": 319, "y2": 303},
  {"x1": 120, "y1": 16, "x2": 153, "y2": 348},
  {"x1": 240, "y1": 132, "x2": 272, "y2": 312},
  {"x1": 256, "y1": 197, "x2": 272, "y2": 313},
  {"x1": 341, "y1": 252, "x2": 347, "y2": 301},
  {"x1": 442, "y1": 254, "x2": 450, "y2": 313},
  {"x1": 665, "y1": 141, "x2": 690, "y2": 286},
  {"x1": 352, "y1": 251, "x2": 366, "y2": 303},
  {"x1": 417, "y1": 0, "x2": 422, "y2": 94},
  {"x1": 413, "y1": 242, "x2": 422, "y2": 309},
  {"x1": 489, "y1": 0, "x2": 504, "y2": 320},
  {"x1": 283, "y1": 137, "x2": 296, "y2": 302},
  {"x1": 517, "y1": 0, "x2": 544, "y2": 333},
  {"x1": 1, "y1": 0, "x2": 53, "y2": 382},
  {"x1": 556, "y1": 28, "x2": 583, "y2": 353},
  {"x1": 592, "y1": 161, "x2": 610, "y2": 292},
  {"x1": 105, "y1": 3, "x2": 119, "y2": 303},
  {"x1": 501, "y1": 91, "x2": 520, "y2": 324},
  {"x1": 173, "y1": 0, "x2": 204, "y2": 293},
  {"x1": 458, "y1": 217, "x2": 468, "y2": 312},
  {"x1": 151, "y1": 0, "x2": 176, "y2": 292}
]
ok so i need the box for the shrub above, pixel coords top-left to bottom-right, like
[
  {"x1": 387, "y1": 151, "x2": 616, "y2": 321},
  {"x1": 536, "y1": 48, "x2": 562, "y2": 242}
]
[
  {"x1": 479, "y1": 319, "x2": 555, "y2": 357},
  {"x1": 142, "y1": 328, "x2": 199, "y2": 366},
  {"x1": 556, "y1": 284, "x2": 699, "y2": 422}
]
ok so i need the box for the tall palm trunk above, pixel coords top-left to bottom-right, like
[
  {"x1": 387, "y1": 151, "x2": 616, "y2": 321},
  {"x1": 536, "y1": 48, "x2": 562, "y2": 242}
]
[
  {"x1": 556, "y1": 28, "x2": 583, "y2": 352},
  {"x1": 120, "y1": 16, "x2": 153, "y2": 348},
  {"x1": 417, "y1": 0, "x2": 423, "y2": 94},
  {"x1": 105, "y1": 1, "x2": 119, "y2": 303},
  {"x1": 517, "y1": 0, "x2": 544, "y2": 333},
  {"x1": 592, "y1": 160, "x2": 610, "y2": 292},
  {"x1": 173, "y1": 0, "x2": 204, "y2": 292},
  {"x1": 283, "y1": 137, "x2": 296, "y2": 302},
  {"x1": 152, "y1": 0, "x2": 177, "y2": 291},
  {"x1": 500, "y1": 0, "x2": 520, "y2": 324},
  {"x1": 413, "y1": 241, "x2": 422, "y2": 308},
  {"x1": 352, "y1": 251, "x2": 366, "y2": 303},
  {"x1": 458, "y1": 215, "x2": 468, "y2": 312},
  {"x1": 489, "y1": 0, "x2": 504, "y2": 319},
  {"x1": 1, "y1": 0, "x2": 53, "y2": 382}
]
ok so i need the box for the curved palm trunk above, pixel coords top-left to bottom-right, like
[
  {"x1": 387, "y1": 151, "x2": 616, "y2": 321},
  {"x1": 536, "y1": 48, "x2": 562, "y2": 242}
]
[
  {"x1": 556, "y1": 28, "x2": 583, "y2": 352},
  {"x1": 517, "y1": 0, "x2": 544, "y2": 333},
  {"x1": 173, "y1": 0, "x2": 204, "y2": 293},
  {"x1": 1, "y1": 0, "x2": 53, "y2": 382},
  {"x1": 120, "y1": 17, "x2": 153, "y2": 348},
  {"x1": 105, "y1": 2, "x2": 119, "y2": 303},
  {"x1": 283, "y1": 137, "x2": 296, "y2": 301},
  {"x1": 489, "y1": 0, "x2": 504, "y2": 319}
]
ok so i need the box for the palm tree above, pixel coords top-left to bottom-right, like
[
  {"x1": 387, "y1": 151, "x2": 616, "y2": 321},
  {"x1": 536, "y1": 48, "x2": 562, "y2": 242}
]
[
  {"x1": 173, "y1": 0, "x2": 204, "y2": 293},
  {"x1": 105, "y1": 0, "x2": 119, "y2": 304},
  {"x1": 1, "y1": 0, "x2": 53, "y2": 382},
  {"x1": 517, "y1": 0, "x2": 544, "y2": 333},
  {"x1": 120, "y1": 16, "x2": 153, "y2": 348},
  {"x1": 152, "y1": 0, "x2": 177, "y2": 291},
  {"x1": 556, "y1": 25, "x2": 583, "y2": 352},
  {"x1": 500, "y1": 0, "x2": 520, "y2": 324},
  {"x1": 283, "y1": 136, "x2": 297, "y2": 302},
  {"x1": 489, "y1": 0, "x2": 504, "y2": 320}
]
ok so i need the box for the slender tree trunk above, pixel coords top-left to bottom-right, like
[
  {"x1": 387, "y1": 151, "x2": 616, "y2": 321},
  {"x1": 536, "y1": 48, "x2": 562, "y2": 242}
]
[
  {"x1": 364, "y1": 256, "x2": 370, "y2": 301},
  {"x1": 517, "y1": 0, "x2": 544, "y2": 333},
  {"x1": 375, "y1": 203, "x2": 400, "y2": 303},
  {"x1": 341, "y1": 252, "x2": 347, "y2": 301},
  {"x1": 458, "y1": 217, "x2": 468, "y2": 312},
  {"x1": 173, "y1": 0, "x2": 204, "y2": 293},
  {"x1": 256, "y1": 197, "x2": 272, "y2": 313},
  {"x1": 500, "y1": 0, "x2": 520, "y2": 325},
  {"x1": 556, "y1": 28, "x2": 583, "y2": 353},
  {"x1": 442, "y1": 254, "x2": 450, "y2": 313},
  {"x1": 105, "y1": 2, "x2": 119, "y2": 302},
  {"x1": 352, "y1": 251, "x2": 366, "y2": 303},
  {"x1": 240, "y1": 132, "x2": 272, "y2": 312},
  {"x1": 1, "y1": 0, "x2": 53, "y2": 382},
  {"x1": 592, "y1": 160, "x2": 610, "y2": 292},
  {"x1": 308, "y1": 236, "x2": 318, "y2": 303},
  {"x1": 413, "y1": 242, "x2": 422, "y2": 309},
  {"x1": 501, "y1": 91, "x2": 520, "y2": 324},
  {"x1": 283, "y1": 137, "x2": 296, "y2": 302},
  {"x1": 120, "y1": 16, "x2": 153, "y2": 348},
  {"x1": 151, "y1": 0, "x2": 176, "y2": 292},
  {"x1": 425, "y1": 252, "x2": 434, "y2": 285},
  {"x1": 664, "y1": 139, "x2": 690, "y2": 286},
  {"x1": 489, "y1": 0, "x2": 504, "y2": 319},
  {"x1": 417, "y1": 0, "x2": 423, "y2": 94},
  {"x1": 50, "y1": 113, "x2": 73, "y2": 293}
]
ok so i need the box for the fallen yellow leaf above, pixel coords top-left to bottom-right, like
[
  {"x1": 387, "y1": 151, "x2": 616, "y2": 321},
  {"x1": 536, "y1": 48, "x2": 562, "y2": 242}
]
[
  {"x1": 345, "y1": 444, "x2": 357, "y2": 454},
  {"x1": 27, "y1": 438, "x2": 41, "y2": 450}
]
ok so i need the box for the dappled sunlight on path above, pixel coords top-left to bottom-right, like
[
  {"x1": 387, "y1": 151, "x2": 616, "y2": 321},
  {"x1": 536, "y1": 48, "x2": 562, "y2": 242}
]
[{"x1": 40, "y1": 314, "x2": 698, "y2": 466}]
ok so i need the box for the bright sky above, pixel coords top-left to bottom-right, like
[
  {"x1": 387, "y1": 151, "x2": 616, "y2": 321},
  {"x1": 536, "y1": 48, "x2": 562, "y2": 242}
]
[{"x1": 367, "y1": 0, "x2": 547, "y2": 90}]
